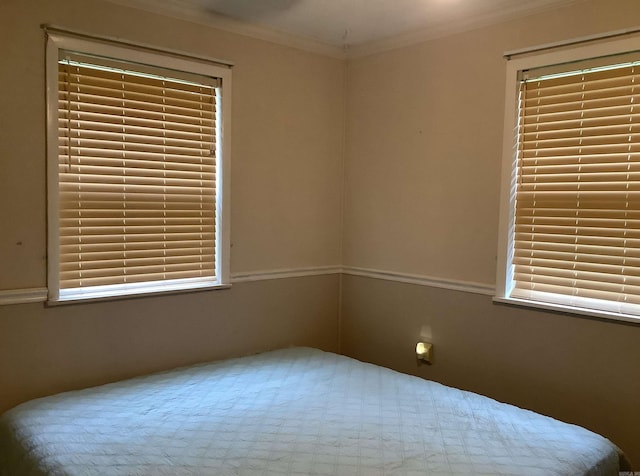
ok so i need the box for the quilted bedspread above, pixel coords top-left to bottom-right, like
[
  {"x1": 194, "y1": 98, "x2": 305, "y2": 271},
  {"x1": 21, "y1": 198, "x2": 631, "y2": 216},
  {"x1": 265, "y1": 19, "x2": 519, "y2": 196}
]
[{"x1": 0, "y1": 347, "x2": 626, "y2": 475}]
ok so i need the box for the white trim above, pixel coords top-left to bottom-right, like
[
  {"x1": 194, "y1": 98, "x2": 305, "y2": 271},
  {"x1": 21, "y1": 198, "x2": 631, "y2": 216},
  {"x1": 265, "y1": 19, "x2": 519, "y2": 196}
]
[
  {"x1": 42, "y1": 25, "x2": 234, "y2": 67},
  {"x1": 48, "y1": 283, "x2": 231, "y2": 306},
  {"x1": 504, "y1": 25, "x2": 640, "y2": 59},
  {"x1": 347, "y1": 0, "x2": 586, "y2": 59},
  {"x1": 46, "y1": 32, "x2": 61, "y2": 302},
  {"x1": 231, "y1": 266, "x2": 342, "y2": 283},
  {"x1": 493, "y1": 297, "x2": 640, "y2": 325},
  {"x1": 217, "y1": 69, "x2": 232, "y2": 287},
  {"x1": 101, "y1": 0, "x2": 586, "y2": 60},
  {"x1": 102, "y1": 0, "x2": 346, "y2": 59},
  {"x1": 45, "y1": 31, "x2": 233, "y2": 87},
  {"x1": 495, "y1": 44, "x2": 521, "y2": 302},
  {"x1": 0, "y1": 268, "x2": 343, "y2": 306},
  {"x1": 342, "y1": 266, "x2": 495, "y2": 296},
  {"x1": 0, "y1": 288, "x2": 48, "y2": 305},
  {"x1": 56, "y1": 277, "x2": 224, "y2": 303},
  {"x1": 0, "y1": 268, "x2": 509, "y2": 306}
]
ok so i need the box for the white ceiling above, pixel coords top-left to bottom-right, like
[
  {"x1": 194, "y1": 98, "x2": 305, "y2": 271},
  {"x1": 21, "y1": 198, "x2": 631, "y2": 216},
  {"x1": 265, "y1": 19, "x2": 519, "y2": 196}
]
[{"x1": 108, "y1": 0, "x2": 584, "y2": 56}]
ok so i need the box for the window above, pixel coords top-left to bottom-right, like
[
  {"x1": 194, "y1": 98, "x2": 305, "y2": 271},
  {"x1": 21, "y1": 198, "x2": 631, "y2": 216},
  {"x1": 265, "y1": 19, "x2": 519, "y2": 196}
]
[
  {"x1": 46, "y1": 31, "x2": 231, "y2": 303},
  {"x1": 496, "y1": 34, "x2": 640, "y2": 323}
]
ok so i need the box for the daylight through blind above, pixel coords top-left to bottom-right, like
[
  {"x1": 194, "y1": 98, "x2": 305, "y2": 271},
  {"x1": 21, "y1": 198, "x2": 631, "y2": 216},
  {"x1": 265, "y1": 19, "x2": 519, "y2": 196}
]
[
  {"x1": 512, "y1": 62, "x2": 640, "y2": 314},
  {"x1": 57, "y1": 57, "x2": 218, "y2": 292}
]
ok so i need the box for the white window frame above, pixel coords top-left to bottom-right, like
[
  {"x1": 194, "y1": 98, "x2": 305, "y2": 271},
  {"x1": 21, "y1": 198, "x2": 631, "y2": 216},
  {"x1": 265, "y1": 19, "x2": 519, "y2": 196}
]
[
  {"x1": 495, "y1": 33, "x2": 640, "y2": 324},
  {"x1": 46, "y1": 31, "x2": 232, "y2": 303}
]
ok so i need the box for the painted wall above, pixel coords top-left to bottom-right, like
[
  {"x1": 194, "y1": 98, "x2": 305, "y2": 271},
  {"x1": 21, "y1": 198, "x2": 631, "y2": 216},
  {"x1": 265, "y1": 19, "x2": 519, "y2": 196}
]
[
  {"x1": 0, "y1": 275, "x2": 339, "y2": 414},
  {"x1": 342, "y1": 0, "x2": 640, "y2": 466},
  {"x1": 0, "y1": 0, "x2": 343, "y2": 411},
  {"x1": 341, "y1": 275, "x2": 640, "y2": 467},
  {"x1": 0, "y1": 0, "x2": 345, "y2": 285}
]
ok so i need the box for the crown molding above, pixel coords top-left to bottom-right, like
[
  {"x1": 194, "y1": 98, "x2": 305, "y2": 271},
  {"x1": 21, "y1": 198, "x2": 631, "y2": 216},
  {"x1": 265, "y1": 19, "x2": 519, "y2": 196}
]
[
  {"x1": 103, "y1": 0, "x2": 346, "y2": 59},
  {"x1": 103, "y1": 0, "x2": 587, "y2": 60},
  {"x1": 346, "y1": 0, "x2": 587, "y2": 58}
]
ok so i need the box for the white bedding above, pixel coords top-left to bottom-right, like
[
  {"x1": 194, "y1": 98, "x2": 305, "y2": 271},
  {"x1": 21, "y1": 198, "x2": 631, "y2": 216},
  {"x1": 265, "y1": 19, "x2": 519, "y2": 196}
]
[{"x1": 0, "y1": 347, "x2": 626, "y2": 475}]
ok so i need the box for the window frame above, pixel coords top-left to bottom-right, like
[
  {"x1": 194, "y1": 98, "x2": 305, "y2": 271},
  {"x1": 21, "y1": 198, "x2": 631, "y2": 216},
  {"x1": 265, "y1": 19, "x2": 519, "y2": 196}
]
[
  {"x1": 495, "y1": 34, "x2": 640, "y2": 324},
  {"x1": 45, "y1": 32, "x2": 232, "y2": 304}
]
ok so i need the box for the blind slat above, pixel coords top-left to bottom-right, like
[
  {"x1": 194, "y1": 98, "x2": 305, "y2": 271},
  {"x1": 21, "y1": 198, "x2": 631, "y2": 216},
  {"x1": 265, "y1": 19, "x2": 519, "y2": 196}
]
[
  {"x1": 60, "y1": 240, "x2": 215, "y2": 253},
  {"x1": 60, "y1": 138, "x2": 213, "y2": 157},
  {"x1": 60, "y1": 269, "x2": 214, "y2": 288},
  {"x1": 59, "y1": 102, "x2": 216, "y2": 128},
  {"x1": 61, "y1": 254, "x2": 216, "y2": 271},
  {"x1": 59, "y1": 118, "x2": 214, "y2": 142}
]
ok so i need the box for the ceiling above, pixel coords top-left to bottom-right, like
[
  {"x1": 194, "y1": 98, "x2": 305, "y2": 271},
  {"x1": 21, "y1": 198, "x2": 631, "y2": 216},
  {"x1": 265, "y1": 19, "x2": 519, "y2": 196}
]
[{"x1": 108, "y1": 0, "x2": 585, "y2": 56}]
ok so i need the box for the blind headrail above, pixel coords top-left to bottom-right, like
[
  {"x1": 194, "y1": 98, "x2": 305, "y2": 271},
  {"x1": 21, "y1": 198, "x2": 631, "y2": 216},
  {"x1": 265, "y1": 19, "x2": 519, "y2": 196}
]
[
  {"x1": 42, "y1": 24, "x2": 234, "y2": 68},
  {"x1": 504, "y1": 25, "x2": 640, "y2": 60}
]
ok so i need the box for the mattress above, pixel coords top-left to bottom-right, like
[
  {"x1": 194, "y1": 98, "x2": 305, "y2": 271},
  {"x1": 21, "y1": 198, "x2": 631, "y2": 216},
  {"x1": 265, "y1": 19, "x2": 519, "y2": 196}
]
[{"x1": 0, "y1": 347, "x2": 627, "y2": 475}]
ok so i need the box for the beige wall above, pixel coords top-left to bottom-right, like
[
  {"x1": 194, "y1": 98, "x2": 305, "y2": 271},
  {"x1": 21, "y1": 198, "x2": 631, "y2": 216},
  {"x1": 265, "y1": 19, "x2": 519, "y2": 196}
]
[
  {"x1": 342, "y1": 0, "x2": 640, "y2": 466},
  {"x1": 0, "y1": 0, "x2": 343, "y2": 410},
  {"x1": 0, "y1": 275, "x2": 340, "y2": 414},
  {"x1": 343, "y1": 0, "x2": 640, "y2": 285},
  {"x1": 0, "y1": 0, "x2": 344, "y2": 286},
  {"x1": 341, "y1": 275, "x2": 640, "y2": 467}
]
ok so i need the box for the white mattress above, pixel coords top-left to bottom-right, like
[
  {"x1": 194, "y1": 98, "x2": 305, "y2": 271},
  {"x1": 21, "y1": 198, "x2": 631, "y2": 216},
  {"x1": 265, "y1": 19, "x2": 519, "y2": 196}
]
[{"x1": 0, "y1": 347, "x2": 626, "y2": 475}]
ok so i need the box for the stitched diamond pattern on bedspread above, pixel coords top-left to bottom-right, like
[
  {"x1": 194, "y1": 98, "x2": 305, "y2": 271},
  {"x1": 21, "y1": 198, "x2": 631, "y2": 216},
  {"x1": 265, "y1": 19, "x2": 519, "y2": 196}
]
[{"x1": 0, "y1": 348, "x2": 622, "y2": 475}]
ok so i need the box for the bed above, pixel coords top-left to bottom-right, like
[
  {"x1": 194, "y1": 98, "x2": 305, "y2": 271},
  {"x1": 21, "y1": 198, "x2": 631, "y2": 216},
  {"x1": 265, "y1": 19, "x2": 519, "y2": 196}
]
[{"x1": 0, "y1": 347, "x2": 629, "y2": 475}]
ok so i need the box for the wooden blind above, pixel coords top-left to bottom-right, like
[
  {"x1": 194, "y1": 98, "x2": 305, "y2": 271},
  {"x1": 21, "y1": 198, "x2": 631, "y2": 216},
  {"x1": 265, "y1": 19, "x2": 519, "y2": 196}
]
[
  {"x1": 57, "y1": 57, "x2": 218, "y2": 292},
  {"x1": 513, "y1": 63, "x2": 640, "y2": 314}
]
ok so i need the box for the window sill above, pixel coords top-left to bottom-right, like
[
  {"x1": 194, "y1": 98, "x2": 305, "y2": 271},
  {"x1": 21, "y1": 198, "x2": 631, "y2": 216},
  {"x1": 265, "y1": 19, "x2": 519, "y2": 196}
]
[
  {"x1": 492, "y1": 296, "x2": 640, "y2": 325},
  {"x1": 47, "y1": 282, "x2": 231, "y2": 306}
]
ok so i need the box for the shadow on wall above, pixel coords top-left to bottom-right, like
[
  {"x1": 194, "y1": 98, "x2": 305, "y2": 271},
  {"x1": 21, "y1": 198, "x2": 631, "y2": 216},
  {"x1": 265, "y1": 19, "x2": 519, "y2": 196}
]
[{"x1": 202, "y1": 0, "x2": 300, "y2": 21}]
